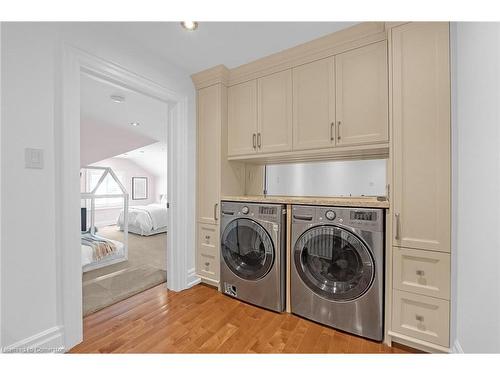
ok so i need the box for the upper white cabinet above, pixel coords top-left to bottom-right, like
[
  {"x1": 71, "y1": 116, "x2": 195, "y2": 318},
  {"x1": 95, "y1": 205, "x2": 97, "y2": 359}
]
[
  {"x1": 292, "y1": 57, "x2": 335, "y2": 151},
  {"x1": 227, "y1": 80, "x2": 258, "y2": 156},
  {"x1": 257, "y1": 70, "x2": 293, "y2": 153},
  {"x1": 392, "y1": 22, "x2": 451, "y2": 253},
  {"x1": 227, "y1": 24, "x2": 389, "y2": 160},
  {"x1": 335, "y1": 41, "x2": 389, "y2": 147}
]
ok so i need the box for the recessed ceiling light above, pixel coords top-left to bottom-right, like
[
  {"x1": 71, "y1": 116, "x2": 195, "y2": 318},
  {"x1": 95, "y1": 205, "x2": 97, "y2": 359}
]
[
  {"x1": 180, "y1": 21, "x2": 198, "y2": 31},
  {"x1": 130, "y1": 122, "x2": 140, "y2": 127},
  {"x1": 139, "y1": 150, "x2": 145, "y2": 154},
  {"x1": 110, "y1": 94, "x2": 125, "y2": 103}
]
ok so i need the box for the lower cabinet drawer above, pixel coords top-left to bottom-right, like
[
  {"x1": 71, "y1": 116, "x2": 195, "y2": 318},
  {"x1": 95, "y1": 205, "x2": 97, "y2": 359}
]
[
  {"x1": 392, "y1": 290, "x2": 450, "y2": 347},
  {"x1": 393, "y1": 247, "x2": 450, "y2": 299},
  {"x1": 196, "y1": 222, "x2": 219, "y2": 281},
  {"x1": 197, "y1": 223, "x2": 218, "y2": 257},
  {"x1": 197, "y1": 251, "x2": 219, "y2": 281}
]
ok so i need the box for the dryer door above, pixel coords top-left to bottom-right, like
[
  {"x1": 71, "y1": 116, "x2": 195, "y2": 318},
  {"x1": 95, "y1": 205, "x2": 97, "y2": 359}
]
[
  {"x1": 221, "y1": 218, "x2": 275, "y2": 281},
  {"x1": 294, "y1": 225, "x2": 374, "y2": 301}
]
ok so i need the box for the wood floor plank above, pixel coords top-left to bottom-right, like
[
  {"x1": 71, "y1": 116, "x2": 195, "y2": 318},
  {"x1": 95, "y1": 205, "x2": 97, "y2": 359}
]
[{"x1": 70, "y1": 284, "x2": 414, "y2": 354}]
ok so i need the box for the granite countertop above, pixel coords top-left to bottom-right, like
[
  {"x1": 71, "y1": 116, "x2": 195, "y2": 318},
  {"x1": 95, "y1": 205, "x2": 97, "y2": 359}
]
[{"x1": 221, "y1": 195, "x2": 389, "y2": 209}]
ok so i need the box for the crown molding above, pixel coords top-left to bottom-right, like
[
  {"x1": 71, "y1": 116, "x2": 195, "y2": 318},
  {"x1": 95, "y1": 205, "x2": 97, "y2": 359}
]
[
  {"x1": 191, "y1": 22, "x2": 392, "y2": 90},
  {"x1": 227, "y1": 22, "x2": 387, "y2": 86},
  {"x1": 191, "y1": 64, "x2": 230, "y2": 90}
]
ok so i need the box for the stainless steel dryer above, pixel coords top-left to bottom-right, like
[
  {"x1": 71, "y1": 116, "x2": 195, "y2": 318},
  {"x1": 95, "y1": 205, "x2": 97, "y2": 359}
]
[
  {"x1": 220, "y1": 201, "x2": 286, "y2": 312},
  {"x1": 291, "y1": 205, "x2": 384, "y2": 341}
]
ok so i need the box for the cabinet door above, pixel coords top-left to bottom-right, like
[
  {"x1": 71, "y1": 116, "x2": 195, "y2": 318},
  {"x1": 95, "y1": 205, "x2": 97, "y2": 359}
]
[
  {"x1": 227, "y1": 80, "x2": 258, "y2": 156},
  {"x1": 257, "y1": 70, "x2": 292, "y2": 153},
  {"x1": 292, "y1": 57, "x2": 335, "y2": 151},
  {"x1": 197, "y1": 85, "x2": 221, "y2": 224},
  {"x1": 335, "y1": 41, "x2": 388, "y2": 146},
  {"x1": 392, "y1": 22, "x2": 451, "y2": 252}
]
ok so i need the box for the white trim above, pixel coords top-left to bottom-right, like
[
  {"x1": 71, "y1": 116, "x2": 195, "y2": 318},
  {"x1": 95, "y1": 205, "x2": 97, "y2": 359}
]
[
  {"x1": 0, "y1": 22, "x2": 3, "y2": 350},
  {"x1": 388, "y1": 330, "x2": 451, "y2": 353},
  {"x1": 58, "y1": 45, "x2": 192, "y2": 352},
  {"x1": 452, "y1": 339, "x2": 464, "y2": 354},
  {"x1": 3, "y1": 326, "x2": 64, "y2": 354},
  {"x1": 187, "y1": 268, "x2": 201, "y2": 288}
]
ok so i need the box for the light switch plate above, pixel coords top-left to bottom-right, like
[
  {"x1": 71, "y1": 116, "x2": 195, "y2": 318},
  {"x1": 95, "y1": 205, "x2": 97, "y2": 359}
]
[{"x1": 25, "y1": 148, "x2": 44, "y2": 169}]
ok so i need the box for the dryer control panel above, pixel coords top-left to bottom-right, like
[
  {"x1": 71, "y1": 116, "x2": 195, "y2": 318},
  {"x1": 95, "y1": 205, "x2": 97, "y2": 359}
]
[{"x1": 292, "y1": 205, "x2": 384, "y2": 232}]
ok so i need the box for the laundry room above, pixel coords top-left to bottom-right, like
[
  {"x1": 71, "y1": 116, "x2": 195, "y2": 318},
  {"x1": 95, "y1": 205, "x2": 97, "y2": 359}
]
[{"x1": 3, "y1": 9, "x2": 500, "y2": 368}]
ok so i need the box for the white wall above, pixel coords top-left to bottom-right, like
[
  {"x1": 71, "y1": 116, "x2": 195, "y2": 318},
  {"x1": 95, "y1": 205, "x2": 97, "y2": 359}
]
[
  {"x1": 0, "y1": 22, "x2": 196, "y2": 349},
  {"x1": 452, "y1": 22, "x2": 500, "y2": 353}
]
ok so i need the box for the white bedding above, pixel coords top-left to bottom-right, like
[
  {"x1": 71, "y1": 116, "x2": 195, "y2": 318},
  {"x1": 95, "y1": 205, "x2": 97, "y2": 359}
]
[
  {"x1": 81, "y1": 238, "x2": 124, "y2": 268},
  {"x1": 117, "y1": 203, "x2": 168, "y2": 234}
]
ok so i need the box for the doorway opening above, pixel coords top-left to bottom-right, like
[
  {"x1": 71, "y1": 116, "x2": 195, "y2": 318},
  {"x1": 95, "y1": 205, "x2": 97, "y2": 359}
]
[
  {"x1": 79, "y1": 72, "x2": 168, "y2": 315},
  {"x1": 59, "y1": 46, "x2": 194, "y2": 350}
]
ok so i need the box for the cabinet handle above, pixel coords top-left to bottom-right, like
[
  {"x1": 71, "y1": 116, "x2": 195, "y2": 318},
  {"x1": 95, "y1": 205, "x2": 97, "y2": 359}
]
[
  {"x1": 204, "y1": 262, "x2": 210, "y2": 267},
  {"x1": 415, "y1": 314, "x2": 424, "y2": 322},
  {"x1": 257, "y1": 133, "x2": 261, "y2": 148},
  {"x1": 253, "y1": 133, "x2": 256, "y2": 149},
  {"x1": 337, "y1": 121, "x2": 342, "y2": 141},
  {"x1": 330, "y1": 122, "x2": 334, "y2": 141},
  {"x1": 214, "y1": 203, "x2": 219, "y2": 221},
  {"x1": 395, "y1": 213, "x2": 401, "y2": 240},
  {"x1": 416, "y1": 270, "x2": 425, "y2": 276}
]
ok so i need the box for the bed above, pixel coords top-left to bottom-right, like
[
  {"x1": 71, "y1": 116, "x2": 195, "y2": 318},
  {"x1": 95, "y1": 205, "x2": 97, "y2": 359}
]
[
  {"x1": 117, "y1": 203, "x2": 168, "y2": 236},
  {"x1": 81, "y1": 235, "x2": 125, "y2": 272}
]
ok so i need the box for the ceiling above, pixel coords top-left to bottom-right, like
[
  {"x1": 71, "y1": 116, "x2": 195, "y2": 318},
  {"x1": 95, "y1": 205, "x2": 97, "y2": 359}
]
[
  {"x1": 100, "y1": 22, "x2": 359, "y2": 74},
  {"x1": 115, "y1": 142, "x2": 168, "y2": 178},
  {"x1": 80, "y1": 73, "x2": 168, "y2": 168},
  {"x1": 81, "y1": 73, "x2": 169, "y2": 142}
]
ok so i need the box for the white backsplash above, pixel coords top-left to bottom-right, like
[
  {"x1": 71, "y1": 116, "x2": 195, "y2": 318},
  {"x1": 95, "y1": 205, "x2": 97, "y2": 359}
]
[{"x1": 265, "y1": 159, "x2": 387, "y2": 197}]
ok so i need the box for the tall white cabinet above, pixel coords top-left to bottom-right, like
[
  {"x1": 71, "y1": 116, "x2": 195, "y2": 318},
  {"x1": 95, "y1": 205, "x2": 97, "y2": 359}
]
[
  {"x1": 389, "y1": 22, "x2": 451, "y2": 350},
  {"x1": 194, "y1": 70, "x2": 245, "y2": 286}
]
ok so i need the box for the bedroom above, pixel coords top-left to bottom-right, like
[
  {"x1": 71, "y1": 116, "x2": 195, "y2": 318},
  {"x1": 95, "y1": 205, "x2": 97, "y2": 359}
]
[{"x1": 79, "y1": 72, "x2": 168, "y2": 315}]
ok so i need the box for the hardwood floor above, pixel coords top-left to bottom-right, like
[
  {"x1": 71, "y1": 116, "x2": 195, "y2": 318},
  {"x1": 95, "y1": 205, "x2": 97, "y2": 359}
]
[{"x1": 70, "y1": 284, "x2": 412, "y2": 354}]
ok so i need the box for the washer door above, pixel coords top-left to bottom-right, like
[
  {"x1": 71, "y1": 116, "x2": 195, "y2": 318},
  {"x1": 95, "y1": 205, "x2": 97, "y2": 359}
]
[
  {"x1": 221, "y1": 218, "x2": 275, "y2": 281},
  {"x1": 294, "y1": 225, "x2": 374, "y2": 301}
]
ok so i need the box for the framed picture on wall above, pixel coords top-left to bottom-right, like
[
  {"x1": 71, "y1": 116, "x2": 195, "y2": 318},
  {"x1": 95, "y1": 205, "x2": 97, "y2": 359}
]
[{"x1": 132, "y1": 177, "x2": 148, "y2": 200}]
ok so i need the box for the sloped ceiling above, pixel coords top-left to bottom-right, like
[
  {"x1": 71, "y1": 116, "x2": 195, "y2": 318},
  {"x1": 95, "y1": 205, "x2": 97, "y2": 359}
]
[{"x1": 80, "y1": 72, "x2": 168, "y2": 168}]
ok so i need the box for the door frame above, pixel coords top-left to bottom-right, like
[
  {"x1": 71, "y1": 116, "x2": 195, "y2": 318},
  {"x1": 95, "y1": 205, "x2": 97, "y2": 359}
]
[{"x1": 57, "y1": 45, "x2": 196, "y2": 351}]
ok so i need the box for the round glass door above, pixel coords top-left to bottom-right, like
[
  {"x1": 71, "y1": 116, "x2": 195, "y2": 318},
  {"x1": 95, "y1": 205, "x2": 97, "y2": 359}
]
[
  {"x1": 221, "y1": 218, "x2": 274, "y2": 281},
  {"x1": 294, "y1": 225, "x2": 374, "y2": 301}
]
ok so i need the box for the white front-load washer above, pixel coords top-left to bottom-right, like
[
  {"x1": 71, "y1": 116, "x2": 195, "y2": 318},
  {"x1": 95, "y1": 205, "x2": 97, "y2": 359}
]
[{"x1": 220, "y1": 201, "x2": 286, "y2": 312}]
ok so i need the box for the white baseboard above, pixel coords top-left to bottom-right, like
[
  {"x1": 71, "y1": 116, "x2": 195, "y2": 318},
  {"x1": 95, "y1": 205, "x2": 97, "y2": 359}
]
[
  {"x1": 452, "y1": 339, "x2": 464, "y2": 354},
  {"x1": 2, "y1": 325, "x2": 65, "y2": 353},
  {"x1": 187, "y1": 267, "x2": 201, "y2": 288}
]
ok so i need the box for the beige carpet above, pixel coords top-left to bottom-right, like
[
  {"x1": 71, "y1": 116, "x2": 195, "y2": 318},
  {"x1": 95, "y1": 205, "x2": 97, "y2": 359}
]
[{"x1": 82, "y1": 225, "x2": 167, "y2": 316}]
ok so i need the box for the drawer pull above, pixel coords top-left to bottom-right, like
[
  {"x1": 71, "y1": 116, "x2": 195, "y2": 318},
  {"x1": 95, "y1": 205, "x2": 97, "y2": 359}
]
[
  {"x1": 205, "y1": 235, "x2": 210, "y2": 240},
  {"x1": 204, "y1": 262, "x2": 210, "y2": 267},
  {"x1": 415, "y1": 314, "x2": 424, "y2": 322},
  {"x1": 416, "y1": 270, "x2": 425, "y2": 276}
]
